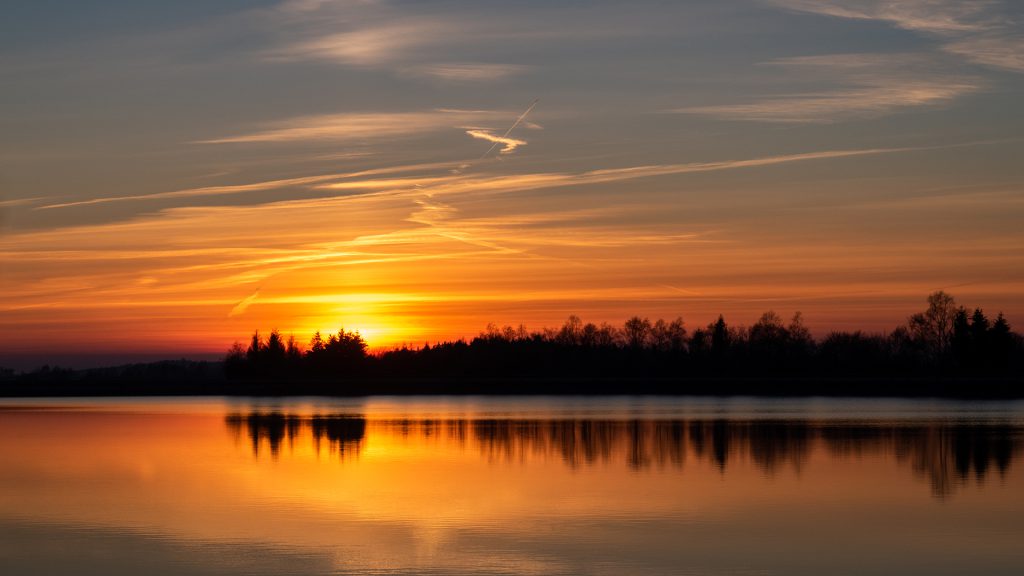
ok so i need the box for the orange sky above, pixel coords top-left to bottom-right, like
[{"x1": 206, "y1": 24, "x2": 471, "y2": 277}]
[
  {"x1": 2, "y1": 1, "x2": 1023, "y2": 364},
  {"x1": 2, "y1": 144, "x2": 1023, "y2": 360}
]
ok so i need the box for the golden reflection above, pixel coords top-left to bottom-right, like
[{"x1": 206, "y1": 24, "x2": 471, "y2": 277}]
[{"x1": 2, "y1": 401, "x2": 1024, "y2": 576}]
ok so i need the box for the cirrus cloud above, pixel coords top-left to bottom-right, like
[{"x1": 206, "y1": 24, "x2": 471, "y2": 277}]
[
  {"x1": 674, "y1": 54, "x2": 980, "y2": 123},
  {"x1": 196, "y1": 109, "x2": 510, "y2": 144}
]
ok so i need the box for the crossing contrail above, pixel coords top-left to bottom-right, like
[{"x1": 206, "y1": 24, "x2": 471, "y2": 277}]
[{"x1": 479, "y1": 98, "x2": 539, "y2": 160}]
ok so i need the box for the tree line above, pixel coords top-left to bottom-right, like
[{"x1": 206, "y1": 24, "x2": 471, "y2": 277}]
[{"x1": 225, "y1": 291, "x2": 1023, "y2": 380}]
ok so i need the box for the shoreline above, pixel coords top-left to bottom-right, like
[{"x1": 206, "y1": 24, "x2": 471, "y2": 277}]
[{"x1": 3, "y1": 376, "x2": 1022, "y2": 399}]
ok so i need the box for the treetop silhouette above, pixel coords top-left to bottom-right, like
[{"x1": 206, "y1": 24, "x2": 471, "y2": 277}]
[{"x1": 224, "y1": 292, "x2": 1022, "y2": 381}]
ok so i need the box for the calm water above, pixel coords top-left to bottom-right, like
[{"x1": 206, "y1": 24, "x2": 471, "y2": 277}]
[{"x1": 2, "y1": 396, "x2": 1024, "y2": 575}]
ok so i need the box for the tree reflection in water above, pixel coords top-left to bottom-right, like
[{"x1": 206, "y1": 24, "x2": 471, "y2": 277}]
[
  {"x1": 225, "y1": 412, "x2": 365, "y2": 459},
  {"x1": 225, "y1": 412, "x2": 1021, "y2": 498}
]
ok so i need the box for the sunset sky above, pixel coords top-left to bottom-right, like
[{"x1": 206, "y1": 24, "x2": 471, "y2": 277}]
[{"x1": 2, "y1": 0, "x2": 1023, "y2": 366}]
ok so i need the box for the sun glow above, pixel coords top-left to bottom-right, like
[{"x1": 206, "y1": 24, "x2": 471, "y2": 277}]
[{"x1": 305, "y1": 322, "x2": 417, "y2": 349}]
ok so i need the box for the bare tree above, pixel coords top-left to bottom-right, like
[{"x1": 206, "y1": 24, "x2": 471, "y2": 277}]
[
  {"x1": 651, "y1": 317, "x2": 687, "y2": 352},
  {"x1": 908, "y1": 291, "x2": 958, "y2": 357},
  {"x1": 558, "y1": 315, "x2": 584, "y2": 345},
  {"x1": 624, "y1": 316, "x2": 653, "y2": 348}
]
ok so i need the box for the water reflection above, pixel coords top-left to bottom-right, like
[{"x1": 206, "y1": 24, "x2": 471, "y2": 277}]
[
  {"x1": 225, "y1": 413, "x2": 366, "y2": 459},
  {"x1": 227, "y1": 412, "x2": 1023, "y2": 498},
  {"x1": 3, "y1": 400, "x2": 1024, "y2": 576}
]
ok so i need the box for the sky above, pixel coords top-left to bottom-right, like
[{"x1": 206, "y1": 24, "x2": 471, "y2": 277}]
[{"x1": 2, "y1": 0, "x2": 1023, "y2": 366}]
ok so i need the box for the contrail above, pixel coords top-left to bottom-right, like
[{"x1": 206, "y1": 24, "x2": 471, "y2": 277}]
[
  {"x1": 479, "y1": 98, "x2": 539, "y2": 160},
  {"x1": 228, "y1": 288, "x2": 260, "y2": 318}
]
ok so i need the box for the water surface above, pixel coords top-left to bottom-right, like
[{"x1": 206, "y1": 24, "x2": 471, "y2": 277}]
[{"x1": 1, "y1": 396, "x2": 1023, "y2": 575}]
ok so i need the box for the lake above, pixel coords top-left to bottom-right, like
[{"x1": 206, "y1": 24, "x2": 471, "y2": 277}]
[{"x1": 1, "y1": 396, "x2": 1023, "y2": 575}]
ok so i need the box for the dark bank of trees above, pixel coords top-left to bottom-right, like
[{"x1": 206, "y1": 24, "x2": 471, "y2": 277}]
[
  {"x1": 224, "y1": 292, "x2": 1024, "y2": 383},
  {"x1": 2, "y1": 359, "x2": 225, "y2": 396},
  {"x1": 225, "y1": 328, "x2": 368, "y2": 379}
]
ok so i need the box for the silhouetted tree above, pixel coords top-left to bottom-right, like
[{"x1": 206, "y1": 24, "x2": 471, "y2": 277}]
[
  {"x1": 689, "y1": 326, "x2": 710, "y2": 357},
  {"x1": 908, "y1": 291, "x2": 958, "y2": 361},
  {"x1": 285, "y1": 334, "x2": 303, "y2": 372},
  {"x1": 711, "y1": 315, "x2": 731, "y2": 357},
  {"x1": 748, "y1": 311, "x2": 790, "y2": 369},
  {"x1": 788, "y1": 312, "x2": 813, "y2": 349},
  {"x1": 246, "y1": 331, "x2": 264, "y2": 363},
  {"x1": 309, "y1": 331, "x2": 325, "y2": 354},
  {"x1": 971, "y1": 309, "x2": 991, "y2": 341},
  {"x1": 950, "y1": 308, "x2": 1020, "y2": 374},
  {"x1": 952, "y1": 308, "x2": 972, "y2": 369},
  {"x1": 818, "y1": 331, "x2": 890, "y2": 375},
  {"x1": 623, "y1": 316, "x2": 652, "y2": 348},
  {"x1": 651, "y1": 317, "x2": 687, "y2": 352},
  {"x1": 989, "y1": 314, "x2": 1019, "y2": 372},
  {"x1": 593, "y1": 322, "x2": 620, "y2": 347},
  {"x1": 224, "y1": 342, "x2": 247, "y2": 378},
  {"x1": 557, "y1": 315, "x2": 584, "y2": 346},
  {"x1": 265, "y1": 330, "x2": 286, "y2": 367},
  {"x1": 222, "y1": 292, "x2": 1022, "y2": 383}
]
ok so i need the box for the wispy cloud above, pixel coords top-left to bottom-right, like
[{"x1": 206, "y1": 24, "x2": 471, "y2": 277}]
[
  {"x1": 312, "y1": 144, "x2": 940, "y2": 202},
  {"x1": 44, "y1": 144, "x2": 942, "y2": 215},
  {"x1": 264, "y1": 1, "x2": 533, "y2": 84},
  {"x1": 38, "y1": 140, "x2": 980, "y2": 216},
  {"x1": 37, "y1": 174, "x2": 348, "y2": 210},
  {"x1": 675, "y1": 54, "x2": 979, "y2": 123},
  {"x1": 465, "y1": 130, "x2": 528, "y2": 154},
  {"x1": 762, "y1": 0, "x2": 999, "y2": 34},
  {"x1": 228, "y1": 288, "x2": 260, "y2": 318},
  {"x1": 196, "y1": 109, "x2": 506, "y2": 145},
  {"x1": 270, "y1": 22, "x2": 449, "y2": 67},
  {"x1": 410, "y1": 63, "x2": 528, "y2": 82},
  {"x1": 320, "y1": 176, "x2": 454, "y2": 191},
  {"x1": 574, "y1": 146, "x2": 918, "y2": 184},
  {"x1": 0, "y1": 197, "x2": 43, "y2": 208},
  {"x1": 944, "y1": 34, "x2": 1024, "y2": 72},
  {"x1": 37, "y1": 161, "x2": 464, "y2": 210},
  {"x1": 361, "y1": 141, "x2": 1003, "y2": 202},
  {"x1": 763, "y1": 1, "x2": 1024, "y2": 75}
]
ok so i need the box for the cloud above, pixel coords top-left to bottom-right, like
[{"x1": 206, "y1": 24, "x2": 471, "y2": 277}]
[
  {"x1": 410, "y1": 63, "x2": 528, "y2": 82},
  {"x1": 465, "y1": 130, "x2": 528, "y2": 154},
  {"x1": 944, "y1": 34, "x2": 1024, "y2": 72},
  {"x1": 270, "y1": 23, "x2": 449, "y2": 67},
  {"x1": 264, "y1": 3, "x2": 531, "y2": 83},
  {"x1": 574, "y1": 146, "x2": 914, "y2": 184},
  {"x1": 36, "y1": 161, "x2": 464, "y2": 210},
  {"x1": 763, "y1": 1, "x2": 1024, "y2": 75},
  {"x1": 261, "y1": 1, "x2": 651, "y2": 84},
  {"x1": 276, "y1": 0, "x2": 377, "y2": 15},
  {"x1": 314, "y1": 144, "x2": 945, "y2": 201},
  {"x1": 678, "y1": 85, "x2": 976, "y2": 124},
  {"x1": 43, "y1": 143, "x2": 947, "y2": 215},
  {"x1": 32, "y1": 140, "x2": 984, "y2": 251},
  {"x1": 196, "y1": 109, "x2": 505, "y2": 145},
  {"x1": 762, "y1": 0, "x2": 998, "y2": 34},
  {"x1": 674, "y1": 54, "x2": 980, "y2": 123},
  {"x1": 0, "y1": 198, "x2": 43, "y2": 208},
  {"x1": 38, "y1": 138, "x2": 1001, "y2": 224},
  {"x1": 37, "y1": 174, "x2": 349, "y2": 210},
  {"x1": 228, "y1": 289, "x2": 260, "y2": 317},
  {"x1": 320, "y1": 176, "x2": 454, "y2": 190}
]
